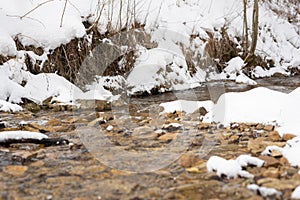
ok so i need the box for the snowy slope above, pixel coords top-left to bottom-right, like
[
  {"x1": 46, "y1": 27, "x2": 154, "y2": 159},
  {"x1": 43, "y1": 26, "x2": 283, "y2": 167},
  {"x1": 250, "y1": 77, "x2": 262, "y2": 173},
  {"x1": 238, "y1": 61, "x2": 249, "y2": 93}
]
[{"x1": 0, "y1": 0, "x2": 299, "y2": 106}]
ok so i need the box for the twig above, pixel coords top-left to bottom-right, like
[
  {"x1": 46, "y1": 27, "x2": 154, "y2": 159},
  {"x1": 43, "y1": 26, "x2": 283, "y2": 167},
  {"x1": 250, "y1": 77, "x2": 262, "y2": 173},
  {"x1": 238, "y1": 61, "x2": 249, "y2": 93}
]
[
  {"x1": 86, "y1": 2, "x2": 105, "y2": 32},
  {"x1": 60, "y1": 0, "x2": 68, "y2": 27},
  {"x1": 21, "y1": 0, "x2": 55, "y2": 19}
]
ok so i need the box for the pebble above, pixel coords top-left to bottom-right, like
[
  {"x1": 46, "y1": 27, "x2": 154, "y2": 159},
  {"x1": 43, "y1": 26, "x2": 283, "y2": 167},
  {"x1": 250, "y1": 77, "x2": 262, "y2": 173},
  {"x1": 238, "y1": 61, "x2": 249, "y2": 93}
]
[{"x1": 4, "y1": 165, "x2": 28, "y2": 176}]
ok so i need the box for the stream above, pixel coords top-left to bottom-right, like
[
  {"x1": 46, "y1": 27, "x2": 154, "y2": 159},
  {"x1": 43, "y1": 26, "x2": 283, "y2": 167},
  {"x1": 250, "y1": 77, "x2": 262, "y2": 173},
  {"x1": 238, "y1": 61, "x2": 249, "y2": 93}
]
[{"x1": 0, "y1": 75, "x2": 300, "y2": 199}]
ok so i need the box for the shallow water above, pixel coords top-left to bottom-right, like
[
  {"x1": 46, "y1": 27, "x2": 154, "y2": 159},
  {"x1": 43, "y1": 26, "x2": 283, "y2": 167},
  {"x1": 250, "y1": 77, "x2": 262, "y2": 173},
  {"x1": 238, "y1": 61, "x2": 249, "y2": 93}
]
[{"x1": 0, "y1": 76, "x2": 300, "y2": 199}]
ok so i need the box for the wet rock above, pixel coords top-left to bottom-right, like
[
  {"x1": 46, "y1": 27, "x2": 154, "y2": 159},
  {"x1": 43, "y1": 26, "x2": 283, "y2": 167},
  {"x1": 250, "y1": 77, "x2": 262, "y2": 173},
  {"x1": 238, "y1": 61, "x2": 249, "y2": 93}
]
[
  {"x1": 4, "y1": 165, "x2": 28, "y2": 176},
  {"x1": 46, "y1": 118, "x2": 61, "y2": 126},
  {"x1": 198, "y1": 123, "x2": 211, "y2": 130},
  {"x1": 158, "y1": 132, "x2": 177, "y2": 142},
  {"x1": 29, "y1": 160, "x2": 45, "y2": 167},
  {"x1": 12, "y1": 151, "x2": 39, "y2": 162},
  {"x1": 87, "y1": 117, "x2": 106, "y2": 127},
  {"x1": 77, "y1": 99, "x2": 111, "y2": 111},
  {"x1": 179, "y1": 153, "x2": 201, "y2": 168},
  {"x1": 186, "y1": 167, "x2": 200, "y2": 173}
]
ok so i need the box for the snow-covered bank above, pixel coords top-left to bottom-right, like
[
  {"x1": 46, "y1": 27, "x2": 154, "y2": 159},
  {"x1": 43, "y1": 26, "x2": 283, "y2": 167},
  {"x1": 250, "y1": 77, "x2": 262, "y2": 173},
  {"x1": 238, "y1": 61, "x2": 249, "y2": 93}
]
[
  {"x1": 160, "y1": 86, "x2": 300, "y2": 137},
  {"x1": 0, "y1": 0, "x2": 299, "y2": 108}
]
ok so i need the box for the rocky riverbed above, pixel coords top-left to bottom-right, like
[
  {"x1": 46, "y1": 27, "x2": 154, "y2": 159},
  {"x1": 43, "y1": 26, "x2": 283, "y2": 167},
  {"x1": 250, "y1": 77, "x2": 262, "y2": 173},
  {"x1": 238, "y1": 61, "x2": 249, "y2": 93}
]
[{"x1": 0, "y1": 104, "x2": 299, "y2": 199}]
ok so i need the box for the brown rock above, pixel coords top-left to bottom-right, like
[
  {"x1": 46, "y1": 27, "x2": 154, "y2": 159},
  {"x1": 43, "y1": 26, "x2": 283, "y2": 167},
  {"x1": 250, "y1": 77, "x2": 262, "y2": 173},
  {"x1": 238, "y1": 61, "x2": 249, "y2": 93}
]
[
  {"x1": 4, "y1": 165, "x2": 28, "y2": 176},
  {"x1": 247, "y1": 138, "x2": 285, "y2": 154},
  {"x1": 264, "y1": 125, "x2": 274, "y2": 131},
  {"x1": 256, "y1": 124, "x2": 264, "y2": 130},
  {"x1": 158, "y1": 132, "x2": 177, "y2": 141},
  {"x1": 262, "y1": 167, "x2": 280, "y2": 178},
  {"x1": 179, "y1": 153, "x2": 200, "y2": 168},
  {"x1": 269, "y1": 131, "x2": 281, "y2": 142},
  {"x1": 30, "y1": 160, "x2": 45, "y2": 167},
  {"x1": 259, "y1": 156, "x2": 281, "y2": 167},
  {"x1": 271, "y1": 150, "x2": 283, "y2": 158},
  {"x1": 282, "y1": 133, "x2": 296, "y2": 141},
  {"x1": 46, "y1": 118, "x2": 61, "y2": 126},
  {"x1": 186, "y1": 167, "x2": 200, "y2": 173},
  {"x1": 198, "y1": 123, "x2": 211, "y2": 130}
]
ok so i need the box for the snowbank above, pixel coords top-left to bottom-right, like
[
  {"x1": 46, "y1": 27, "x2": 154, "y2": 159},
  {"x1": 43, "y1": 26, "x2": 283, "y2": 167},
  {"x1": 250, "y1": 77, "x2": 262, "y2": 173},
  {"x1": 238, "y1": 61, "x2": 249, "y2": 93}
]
[
  {"x1": 0, "y1": 131, "x2": 48, "y2": 142},
  {"x1": 160, "y1": 100, "x2": 213, "y2": 114},
  {"x1": 203, "y1": 87, "x2": 300, "y2": 136},
  {"x1": 0, "y1": 0, "x2": 298, "y2": 104}
]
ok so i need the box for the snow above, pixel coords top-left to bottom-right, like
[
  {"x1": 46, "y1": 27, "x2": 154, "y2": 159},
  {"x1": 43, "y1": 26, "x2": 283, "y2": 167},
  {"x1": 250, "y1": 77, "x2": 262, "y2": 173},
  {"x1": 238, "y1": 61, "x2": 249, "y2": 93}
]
[
  {"x1": 106, "y1": 125, "x2": 113, "y2": 131},
  {"x1": 262, "y1": 136, "x2": 300, "y2": 168},
  {"x1": 160, "y1": 100, "x2": 213, "y2": 114},
  {"x1": 293, "y1": 186, "x2": 300, "y2": 199},
  {"x1": 247, "y1": 184, "x2": 282, "y2": 198},
  {"x1": 0, "y1": 131, "x2": 48, "y2": 142},
  {"x1": 203, "y1": 86, "x2": 300, "y2": 136},
  {"x1": 0, "y1": 0, "x2": 298, "y2": 106},
  {"x1": 224, "y1": 57, "x2": 245, "y2": 74},
  {"x1": 0, "y1": 100, "x2": 22, "y2": 112},
  {"x1": 206, "y1": 155, "x2": 264, "y2": 179},
  {"x1": 262, "y1": 138, "x2": 300, "y2": 167},
  {"x1": 236, "y1": 155, "x2": 264, "y2": 167}
]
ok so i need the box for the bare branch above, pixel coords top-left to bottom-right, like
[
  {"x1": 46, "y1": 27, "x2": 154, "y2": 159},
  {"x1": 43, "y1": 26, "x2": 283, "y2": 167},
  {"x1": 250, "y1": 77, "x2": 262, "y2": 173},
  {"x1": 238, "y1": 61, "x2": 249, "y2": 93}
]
[
  {"x1": 21, "y1": 0, "x2": 55, "y2": 19},
  {"x1": 60, "y1": 0, "x2": 68, "y2": 27}
]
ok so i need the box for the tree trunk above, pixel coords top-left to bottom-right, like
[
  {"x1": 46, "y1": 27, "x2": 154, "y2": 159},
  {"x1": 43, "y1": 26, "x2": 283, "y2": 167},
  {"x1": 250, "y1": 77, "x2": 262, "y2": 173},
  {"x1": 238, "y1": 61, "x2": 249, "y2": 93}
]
[
  {"x1": 245, "y1": 0, "x2": 259, "y2": 66},
  {"x1": 243, "y1": 0, "x2": 249, "y2": 54}
]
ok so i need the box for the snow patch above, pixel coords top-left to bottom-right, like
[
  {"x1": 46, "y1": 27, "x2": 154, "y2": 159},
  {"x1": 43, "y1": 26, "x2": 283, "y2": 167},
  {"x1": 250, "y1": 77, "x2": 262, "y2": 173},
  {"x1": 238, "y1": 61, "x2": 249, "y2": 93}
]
[
  {"x1": 206, "y1": 155, "x2": 264, "y2": 179},
  {"x1": 247, "y1": 184, "x2": 282, "y2": 198},
  {"x1": 0, "y1": 131, "x2": 48, "y2": 142}
]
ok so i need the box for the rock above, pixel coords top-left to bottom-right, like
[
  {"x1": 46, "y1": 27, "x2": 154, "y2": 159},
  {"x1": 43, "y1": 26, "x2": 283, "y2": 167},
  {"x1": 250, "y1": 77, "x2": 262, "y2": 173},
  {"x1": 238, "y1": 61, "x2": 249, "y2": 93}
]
[
  {"x1": 4, "y1": 165, "x2": 28, "y2": 176},
  {"x1": 271, "y1": 150, "x2": 283, "y2": 158},
  {"x1": 42, "y1": 96, "x2": 53, "y2": 106},
  {"x1": 158, "y1": 132, "x2": 177, "y2": 142},
  {"x1": 263, "y1": 125, "x2": 274, "y2": 131},
  {"x1": 29, "y1": 160, "x2": 45, "y2": 167},
  {"x1": 256, "y1": 124, "x2": 264, "y2": 130},
  {"x1": 12, "y1": 151, "x2": 38, "y2": 161},
  {"x1": 87, "y1": 117, "x2": 106, "y2": 127},
  {"x1": 78, "y1": 99, "x2": 111, "y2": 111},
  {"x1": 193, "y1": 107, "x2": 208, "y2": 116},
  {"x1": 282, "y1": 133, "x2": 296, "y2": 141},
  {"x1": 259, "y1": 156, "x2": 281, "y2": 167},
  {"x1": 186, "y1": 167, "x2": 200, "y2": 173},
  {"x1": 262, "y1": 167, "x2": 280, "y2": 178},
  {"x1": 269, "y1": 131, "x2": 281, "y2": 142},
  {"x1": 247, "y1": 138, "x2": 285, "y2": 154},
  {"x1": 22, "y1": 100, "x2": 41, "y2": 112},
  {"x1": 179, "y1": 153, "x2": 200, "y2": 168},
  {"x1": 46, "y1": 118, "x2": 61, "y2": 126},
  {"x1": 198, "y1": 123, "x2": 211, "y2": 130},
  {"x1": 23, "y1": 122, "x2": 54, "y2": 133},
  {"x1": 229, "y1": 135, "x2": 240, "y2": 144}
]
